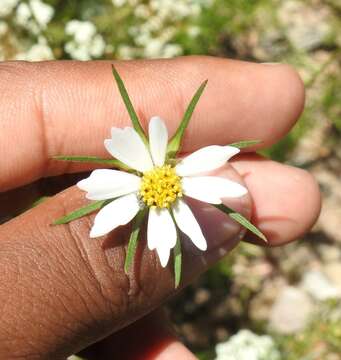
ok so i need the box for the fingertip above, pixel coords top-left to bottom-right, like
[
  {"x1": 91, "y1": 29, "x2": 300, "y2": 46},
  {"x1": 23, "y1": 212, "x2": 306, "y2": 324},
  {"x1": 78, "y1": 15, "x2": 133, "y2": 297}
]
[
  {"x1": 276, "y1": 63, "x2": 305, "y2": 124},
  {"x1": 232, "y1": 156, "x2": 321, "y2": 246},
  {"x1": 288, "y1": 167, "x2": 321, "y2": 239},
  {"x1": 259, "y1": 63, "x2": 305, "y2": 147}
]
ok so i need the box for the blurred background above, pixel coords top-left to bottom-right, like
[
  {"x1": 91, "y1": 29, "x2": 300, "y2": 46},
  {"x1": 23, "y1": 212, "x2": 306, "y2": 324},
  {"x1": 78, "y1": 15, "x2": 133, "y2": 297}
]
[{"x1": 0, "y1": 0, "x2": 340, "y2": 359}]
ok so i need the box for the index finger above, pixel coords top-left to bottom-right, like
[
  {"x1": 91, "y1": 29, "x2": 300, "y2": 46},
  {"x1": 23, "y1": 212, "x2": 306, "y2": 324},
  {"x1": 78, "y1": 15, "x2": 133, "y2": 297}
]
[{"x1": 0, "y1": 57, "x2": 304, "y2": 191}]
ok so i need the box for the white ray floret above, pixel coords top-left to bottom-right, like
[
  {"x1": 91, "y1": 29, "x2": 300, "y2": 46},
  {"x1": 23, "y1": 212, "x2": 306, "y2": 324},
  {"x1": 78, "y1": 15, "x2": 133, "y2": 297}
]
[
  {"x1": 175, "y1": 145, "x2": 240, "y2": 177},
  {"x1": 181, "y1": 176, "x2": 247, "y2": 204},
  {"x1": 172, "y1": 199, "x2": 207, "y2": 251},
  {"x1": 149, "y1": 116, "x2": 168, "y2": 167},
  {"x1": 148, "y1": 207, "x2": 177, "y2": 267},
  {"x1": 105, "y1": 127, "x2": 153, "y2": 172},
  {"x1": 77, "y1": 169, "x2": 141, "y2": 200},
  {"x1": 89, "y1": 193, "x2": 140, "y2": 238}
]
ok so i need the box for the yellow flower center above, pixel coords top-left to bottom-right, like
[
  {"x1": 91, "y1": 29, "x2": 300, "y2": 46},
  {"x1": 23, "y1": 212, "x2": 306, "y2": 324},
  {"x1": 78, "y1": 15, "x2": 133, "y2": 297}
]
[{"x1": 139, "y1": 165, "x2": 182, "y2": 208}]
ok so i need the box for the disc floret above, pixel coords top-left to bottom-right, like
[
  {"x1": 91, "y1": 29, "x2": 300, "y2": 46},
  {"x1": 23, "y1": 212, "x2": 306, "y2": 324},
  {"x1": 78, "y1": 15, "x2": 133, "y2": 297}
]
[{"x1": 139, "y1": 165, "x2": 182, "y2": 208}]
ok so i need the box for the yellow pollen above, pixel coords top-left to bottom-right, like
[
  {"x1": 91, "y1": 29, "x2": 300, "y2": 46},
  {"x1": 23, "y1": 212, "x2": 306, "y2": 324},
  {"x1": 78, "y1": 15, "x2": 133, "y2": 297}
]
[{"x1": 139, "y1": 165, "x2": 182, "y2": 208}]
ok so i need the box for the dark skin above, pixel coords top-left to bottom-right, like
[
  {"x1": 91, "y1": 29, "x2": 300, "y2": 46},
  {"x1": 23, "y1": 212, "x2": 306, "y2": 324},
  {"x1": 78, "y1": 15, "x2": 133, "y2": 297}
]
[{"x1": 0, "y1": 57, "x2": 321, "y2": 359}]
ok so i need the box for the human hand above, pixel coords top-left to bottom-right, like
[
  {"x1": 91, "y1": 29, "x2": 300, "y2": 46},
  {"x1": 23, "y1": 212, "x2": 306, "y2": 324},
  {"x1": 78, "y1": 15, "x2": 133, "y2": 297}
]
[{"x1": 0, "y1": 57, "x2": 321, "y2": 359}]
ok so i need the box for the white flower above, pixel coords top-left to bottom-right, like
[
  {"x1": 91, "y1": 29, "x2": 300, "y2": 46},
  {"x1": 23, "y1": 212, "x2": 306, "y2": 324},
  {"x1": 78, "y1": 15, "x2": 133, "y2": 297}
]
[
  {"x1": 65, "y1": 20, "x2": 97, "y2": 44},
  {"x1": 30, "y1": 0, "x2": 54, "y2": 28},
  {"x1": 16, "y1": 3, "x2": 32, "y2": 27},
  {"x1": 15, "y1": 0, "x2": 54, "y2": 35},
  {"x1": 162, "y1": 43, "x2": 183, "y2": 58},
  {"x1": 0, "y1": 0, "x2": 20, "y2": 18},
  {"x1": 78, "y1": 117, "x2": 247, "y2": 267},
  {"x1": 0, "y1": 21, "x2": 8, "y2": 36},
  {"x1": 16, "y1": 36, "x2": 54, "y2": 61},
  {"x1": 215, "y1": 329, "x2": 281, "y2": 360},
  {"x1": 65, "y1": 20, "x2": 106, "y2": 60},
  {"x1": 112, "y1": 0, "x2": 127, "y2": 7}
]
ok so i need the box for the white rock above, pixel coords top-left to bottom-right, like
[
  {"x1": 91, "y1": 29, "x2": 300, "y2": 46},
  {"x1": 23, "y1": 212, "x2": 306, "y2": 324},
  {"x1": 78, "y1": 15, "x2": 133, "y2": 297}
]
[
  {"x1": 301, "y1": 270, "x2": 341, "y2": 301},
  {"x1": 324, "y1": 263, "x2": 341, "y2": 291},
  {"x1": 269, "y1": 286, "x2": 313, "y2": 334},
  {"x1": 279, "y1": 0, "x2": 331, "y2": 50}
]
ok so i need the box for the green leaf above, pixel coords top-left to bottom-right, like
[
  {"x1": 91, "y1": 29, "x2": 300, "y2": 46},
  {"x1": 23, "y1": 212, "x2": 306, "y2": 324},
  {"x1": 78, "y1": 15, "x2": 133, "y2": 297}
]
[
  {"x1": 167, "y1": 79, "x2": 208, "y2": 158},
  {"x1": 173, "y1": 232, "x2": 182, "y2": 288},
  {"x1": 214, "y1": 204, "x2": 267, "y2": 242},
  {"x1": 229, "y1": 140, "x2": 262, "y2": 149},
  {"x1": 52, "y1": 155, "x2": 131, "y2": 171},
  {"x1": 30, "y1": 196, "x2": 50, "y2": 208},
  {"x1": 124, "y1": 209, "x2": 147, "y2": 273},
  {"x1": 52, "y1": 200, "x2": 109, "y2": 225},
  {"x1": 111, "y1": 65, "x2": 148, "y2": 146}
]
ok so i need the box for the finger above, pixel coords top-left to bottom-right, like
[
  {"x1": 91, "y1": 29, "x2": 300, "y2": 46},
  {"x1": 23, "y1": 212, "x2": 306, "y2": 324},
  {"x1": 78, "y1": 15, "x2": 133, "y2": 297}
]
[
  {"x1": 0, "y1": 165, "x2": 249, "y2": 359},
  {"x1": 0, "y1": 57, "x2": 304, "y2": 190},
  {"x1": 231, "y1": 154, "x2": 321, "y2": 246},
  {"x1": 79, "y1": 310, "x2": 196, "y2": 360}
]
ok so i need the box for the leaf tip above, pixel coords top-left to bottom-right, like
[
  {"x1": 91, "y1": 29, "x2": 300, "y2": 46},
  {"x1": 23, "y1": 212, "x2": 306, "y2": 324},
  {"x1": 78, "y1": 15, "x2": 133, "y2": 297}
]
[
  {"x1": 124, "y1": 261, "x2": 130, "y2": 274},
  {"x1": 260, "y1": 233, "x2": 268, "y2": 243}
]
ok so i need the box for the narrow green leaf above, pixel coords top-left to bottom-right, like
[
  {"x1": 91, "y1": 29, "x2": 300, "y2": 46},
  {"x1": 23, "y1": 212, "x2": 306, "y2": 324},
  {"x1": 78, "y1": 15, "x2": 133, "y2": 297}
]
[
  {"x1": 229, "y1": 140, "x2": 262, "y2": 149},
  {"x1": 52, "y1": 200, "x2": 108, "y2": 225},
  {"x1": 124, "y1": 209, "x2": 147, "y2": 273},
  {"x1": 173, "y1": 232, "x2": 182, "y2": 288},
  {"x1": 167, "y1": 79, "x2": 208, "y2": 158},
  {"x1": 111, "y1": 65, "x2": 148, "y2": 146},
  {"x1": 30, "y1": 196, "x2": 50, "y2": 208},
  {"x1": 53, "y1": 155, "x2": 131, "y2": 170},
  {"x1": 214, "y1": 204, "x2": 267, "y2": 242}
]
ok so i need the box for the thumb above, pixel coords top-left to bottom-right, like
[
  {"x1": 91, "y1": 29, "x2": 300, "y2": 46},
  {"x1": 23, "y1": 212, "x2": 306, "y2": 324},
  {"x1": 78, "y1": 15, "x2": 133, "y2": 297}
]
[{"x1": 0, "y1": 164, "x2": 250, "y2": 359}]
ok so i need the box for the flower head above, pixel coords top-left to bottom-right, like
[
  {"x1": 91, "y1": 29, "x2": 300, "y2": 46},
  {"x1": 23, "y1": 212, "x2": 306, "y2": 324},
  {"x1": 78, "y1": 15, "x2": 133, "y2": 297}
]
[{"x1": 77, "y1": 116, "x2": 247, "y2": 267}]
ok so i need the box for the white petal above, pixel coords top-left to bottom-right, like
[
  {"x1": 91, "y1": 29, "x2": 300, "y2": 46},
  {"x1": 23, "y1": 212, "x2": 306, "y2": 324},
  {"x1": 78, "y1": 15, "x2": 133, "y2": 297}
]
[
  {"x1": 147, "y1": 207, "x2": 177, "y2": 267},
  {"x1": 149, "y1": 116, "x2": 168, "y2": 167},
  {"x1": 176, "y1": 145, "x2": 240, "y2": 176},
  {"x1": 173, "y1": 199, "x2": 207, "y2": 251},
  {"x1": 156, "y1": 243, "x2": 171, "y2": 268},
  {"x1": 104, "y1": 127, "x2": 153, "y2": 172},
  {"x1": 89, "y1": 193, "x2": 140, "y2": 238},
  {"x1": 77, "y1": 169, "x2": 141, "y2": 200},
  {"x1": 182, "y1": 176, "x2": 247, "y2": 204}
]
